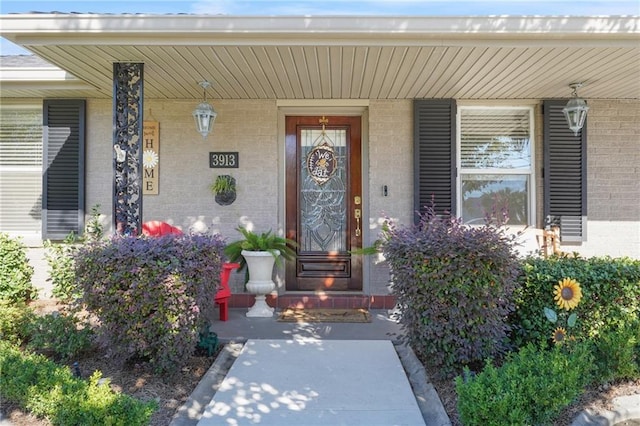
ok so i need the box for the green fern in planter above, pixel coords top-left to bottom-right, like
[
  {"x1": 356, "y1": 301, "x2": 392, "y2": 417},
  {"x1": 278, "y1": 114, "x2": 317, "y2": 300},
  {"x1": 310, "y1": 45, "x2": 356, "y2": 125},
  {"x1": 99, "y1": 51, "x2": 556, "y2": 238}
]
[
  {"x1": 224, "y1": 227, "x2": 297, "y2": 272},
  {"x1": 210, "y1": 175, "x2": 236, "y2": 195}
]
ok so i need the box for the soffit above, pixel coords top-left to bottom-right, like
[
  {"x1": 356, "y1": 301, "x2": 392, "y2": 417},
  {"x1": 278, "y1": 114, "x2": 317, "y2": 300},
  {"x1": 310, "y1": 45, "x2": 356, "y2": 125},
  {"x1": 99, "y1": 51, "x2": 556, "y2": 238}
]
[{"x1": 1, "y1": 14, "x2": 639, "y2": 100}]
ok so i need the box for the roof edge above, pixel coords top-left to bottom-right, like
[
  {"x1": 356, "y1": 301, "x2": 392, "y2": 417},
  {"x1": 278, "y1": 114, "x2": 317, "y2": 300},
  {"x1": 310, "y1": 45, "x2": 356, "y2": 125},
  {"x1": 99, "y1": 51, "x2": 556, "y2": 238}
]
[{"x1": 1, "y1": 14, "x2": 638, "y2": 38}]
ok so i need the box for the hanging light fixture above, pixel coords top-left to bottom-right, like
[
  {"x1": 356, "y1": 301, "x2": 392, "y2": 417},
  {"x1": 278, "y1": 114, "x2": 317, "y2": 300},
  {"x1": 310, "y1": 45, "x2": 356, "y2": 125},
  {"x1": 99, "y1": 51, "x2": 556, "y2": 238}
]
[
  {"x1": 562, "y1": 83, "x2": 589, "y2": 136},
  {"x1": 192, "y1": 80, "x2": 217, "y2": 139}
]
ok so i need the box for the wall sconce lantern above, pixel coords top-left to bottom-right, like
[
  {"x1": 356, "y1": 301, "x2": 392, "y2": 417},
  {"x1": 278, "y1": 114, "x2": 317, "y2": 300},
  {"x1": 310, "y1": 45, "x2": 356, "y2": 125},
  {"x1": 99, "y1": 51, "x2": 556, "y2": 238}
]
[
  {"x1": 562, "y1": 83, "x2": 589, "y2": 136},
  {"x1": 192, "y1": 80, "x2": 217, "y2": 139}
]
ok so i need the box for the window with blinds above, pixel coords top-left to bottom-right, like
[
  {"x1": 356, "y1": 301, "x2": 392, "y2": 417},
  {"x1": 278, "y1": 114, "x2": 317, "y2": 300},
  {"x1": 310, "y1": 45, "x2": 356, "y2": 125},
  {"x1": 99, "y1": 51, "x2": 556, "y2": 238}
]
[
  {"x1": 0, "y1": 106, "x2": 43, "y2": 234},
  {"x1": 459, "y1": 107, "x2": 534, "y2": 226}
]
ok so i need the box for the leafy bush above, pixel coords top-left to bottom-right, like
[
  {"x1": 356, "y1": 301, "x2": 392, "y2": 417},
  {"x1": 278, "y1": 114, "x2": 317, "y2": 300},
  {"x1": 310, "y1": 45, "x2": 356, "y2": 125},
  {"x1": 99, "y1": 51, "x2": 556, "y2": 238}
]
[
  {"x1": 379, "y1": 208, "x2": 521, "y2": 377},
  {"x1": 44, "y1": 205, "x2": 105, "y2": 303},
  {"x1": 45, "y1": 233, "x2": 81, "y2": 303},
  {"x1": 0, "y1": 300, "x2": 35, "y2": 344},
  {"x1": 0, "y1": 233, "x2": 37, "y2": 303},
  {"x1": 591, "y1": 319, "x2": 640, "y2": 383},
  {"x1": 510, "y1": 256, "x2": 640, "y2": 347},
  {"x1": 455, "y1": 343, "x2": 594, "y2": 426},
  {"x1": 0, "y1": 341, "x2": 156, "y2": 425},
  {"x1": 83, "y1": 204, "x2": 104, "y2": 242},
  {"x1": 25, "y1": 312, "x2": 94, "y2": 361},
  {"x1": 74, "y1": 234, "x2": 225, "y2": 373}
]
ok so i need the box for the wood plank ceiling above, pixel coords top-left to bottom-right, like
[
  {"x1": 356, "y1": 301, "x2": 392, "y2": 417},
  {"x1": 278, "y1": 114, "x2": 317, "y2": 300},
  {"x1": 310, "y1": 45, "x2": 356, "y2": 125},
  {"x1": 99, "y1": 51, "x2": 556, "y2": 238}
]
[{"x1": 2, "y1": 15, "x2": 639, "y2": 100}]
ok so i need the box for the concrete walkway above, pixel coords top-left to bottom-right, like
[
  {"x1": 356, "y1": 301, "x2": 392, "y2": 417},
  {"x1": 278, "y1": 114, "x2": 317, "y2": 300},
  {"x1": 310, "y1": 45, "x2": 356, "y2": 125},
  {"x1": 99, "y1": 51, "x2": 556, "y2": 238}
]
[
  {"x1": 198, "y1": 339, "x2": 426, "y2": 425},
  {"x1": 171, "y1": 308, "x2": 451, "y2": 426}
]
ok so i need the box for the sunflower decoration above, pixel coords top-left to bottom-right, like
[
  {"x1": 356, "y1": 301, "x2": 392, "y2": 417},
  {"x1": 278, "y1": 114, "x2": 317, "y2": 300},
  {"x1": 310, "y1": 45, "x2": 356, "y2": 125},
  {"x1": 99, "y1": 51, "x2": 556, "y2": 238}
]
[
  {"x1": 544, "y1": 278, "x2": 583, "y2": 345},
  {"x1": 554, "y1": 278, "x2": 582, "y2": 311},
  {"x1": 552, "y1": 327, "x2": 567, "y2": 344}
]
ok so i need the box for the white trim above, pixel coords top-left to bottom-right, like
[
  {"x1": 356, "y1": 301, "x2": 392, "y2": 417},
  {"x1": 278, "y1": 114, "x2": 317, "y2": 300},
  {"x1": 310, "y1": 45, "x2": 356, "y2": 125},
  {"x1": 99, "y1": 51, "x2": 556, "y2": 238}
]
[
  {"x1": 0, "y1": 68, "x2": 95, "y2": 90},
  {"x1": 2, "y1": 15, "x2": 638, "y2": 35},
  {"x1": 2, "y1": 15, "x2": 638, "y2": 48},
  {"x1": 0, "y1": 100, "x2": 41, "y2": 109},
  {"x1": 277, "y1": 99, "x2": 369, "y2": 108},
  {"x1": 456, "y1": 105, "x2": 536, "y2": 227},
  {"x1": 0, "y1": 67, "x2": 70, "y2": 81}
]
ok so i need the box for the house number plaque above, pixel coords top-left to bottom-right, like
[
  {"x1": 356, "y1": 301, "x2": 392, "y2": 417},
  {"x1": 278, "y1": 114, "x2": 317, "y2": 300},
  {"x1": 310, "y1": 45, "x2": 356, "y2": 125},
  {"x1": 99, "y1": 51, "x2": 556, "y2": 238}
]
[{"x1": 209, "y1": 152, "x2": 239, "y2": 168}]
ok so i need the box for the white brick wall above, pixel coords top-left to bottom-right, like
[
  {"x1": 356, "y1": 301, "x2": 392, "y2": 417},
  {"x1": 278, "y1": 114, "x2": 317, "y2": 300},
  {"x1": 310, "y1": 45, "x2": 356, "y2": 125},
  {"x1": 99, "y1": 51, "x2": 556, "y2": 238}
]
[
  {"x1": 565, "y1": 99, "x2": 640, "y2": 258},
  {"x1": 15, "y1": 97, "x2": 640, "y2": 298},
  {"x1": 86, "y1": 99, "x2": 279, "y2": 239},
  {"x1": 366, "y1": 100, "x2": 413, "y2": 294}
]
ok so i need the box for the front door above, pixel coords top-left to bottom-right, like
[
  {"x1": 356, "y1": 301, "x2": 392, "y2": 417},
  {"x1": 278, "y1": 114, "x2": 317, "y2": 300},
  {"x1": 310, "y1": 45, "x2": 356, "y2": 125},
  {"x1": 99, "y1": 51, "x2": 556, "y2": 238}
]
[{"x1": 285, "y1": 116, "x2": 362, "y2": 291}]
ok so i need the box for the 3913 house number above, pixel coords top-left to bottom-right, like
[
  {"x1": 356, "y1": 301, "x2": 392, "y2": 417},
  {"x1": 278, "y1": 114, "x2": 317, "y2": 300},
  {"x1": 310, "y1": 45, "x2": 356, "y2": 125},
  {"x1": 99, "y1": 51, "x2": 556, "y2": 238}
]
[{"x1": 209, "y1": 152, "x2": 239, "y2": 168}]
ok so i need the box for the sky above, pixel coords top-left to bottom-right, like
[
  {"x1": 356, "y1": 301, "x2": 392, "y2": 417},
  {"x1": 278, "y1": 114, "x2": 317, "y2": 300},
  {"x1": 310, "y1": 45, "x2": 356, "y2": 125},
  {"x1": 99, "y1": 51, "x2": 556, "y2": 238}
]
[{"x1": 1, "y1": 0, "x2": 639, "y2": 55}]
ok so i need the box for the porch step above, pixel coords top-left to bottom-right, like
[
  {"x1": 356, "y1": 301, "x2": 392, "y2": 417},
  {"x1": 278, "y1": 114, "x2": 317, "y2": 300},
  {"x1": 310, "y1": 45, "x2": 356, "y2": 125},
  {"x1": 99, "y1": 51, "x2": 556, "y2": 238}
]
[{"x1": 228, "y1": 293, "x2": 396, "y2": 309}]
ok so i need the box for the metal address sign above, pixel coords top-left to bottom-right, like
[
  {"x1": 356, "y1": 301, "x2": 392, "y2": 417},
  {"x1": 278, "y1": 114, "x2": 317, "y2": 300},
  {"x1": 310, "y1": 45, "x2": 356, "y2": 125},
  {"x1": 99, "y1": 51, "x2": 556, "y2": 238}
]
[{"x1": 209, "y1": 152, "x2": 239, "y2": 168}]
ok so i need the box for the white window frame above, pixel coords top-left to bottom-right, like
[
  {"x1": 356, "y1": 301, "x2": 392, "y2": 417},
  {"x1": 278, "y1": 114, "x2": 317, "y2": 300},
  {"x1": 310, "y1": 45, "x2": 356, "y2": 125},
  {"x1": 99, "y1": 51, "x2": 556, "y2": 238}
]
[{"x1": 456, "y1": 105, "x2": 536, "y2": 228}]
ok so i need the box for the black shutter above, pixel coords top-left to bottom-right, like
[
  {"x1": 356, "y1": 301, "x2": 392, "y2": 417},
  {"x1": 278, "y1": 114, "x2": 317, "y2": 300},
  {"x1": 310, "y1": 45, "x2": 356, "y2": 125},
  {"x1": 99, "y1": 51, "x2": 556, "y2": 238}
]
[
  {"x1": 543, "y1": 100, "x2": 587, "y2": 242},
  {"x1": 413, "y1": 99, "x2": 456, "y2": 223},
  {"x1": 42, "y1": 100, "x2": 85, "y2": 240}
]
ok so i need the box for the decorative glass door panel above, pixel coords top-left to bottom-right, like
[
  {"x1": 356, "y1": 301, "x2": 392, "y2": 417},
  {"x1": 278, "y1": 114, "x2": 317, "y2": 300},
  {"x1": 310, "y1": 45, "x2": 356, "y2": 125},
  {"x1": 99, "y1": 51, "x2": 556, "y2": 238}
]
[
  {"x1": 285, "y1": 116, "x2": 362, "y2": 291},
  {"x1": 300, "y1": 127, "x2": 346, "y2": 252}
]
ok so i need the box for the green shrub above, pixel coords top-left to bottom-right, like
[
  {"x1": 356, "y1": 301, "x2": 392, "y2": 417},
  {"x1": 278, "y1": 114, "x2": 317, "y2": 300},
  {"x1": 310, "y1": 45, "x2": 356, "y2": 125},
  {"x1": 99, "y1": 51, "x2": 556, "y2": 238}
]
[
  {"x1": 510, "y1": 256, "x2": 640, "y2": 347},
  {"x1": 0, "y1": 233, "x2": 37, "y2": 303},
  {"x1": 44, "y1": 233, "x2": 82, "y2": 303},
  {"x1": 456, "y1": 343, "x2": 594, "y2": 426},
  {"x1": 379, "y1": 208, "x2": 521, "y2": 377},
  {"x1": 0, "y1": 300, "x2": 35, "y2": 344},
  {"x1": 25, "y1": 313, "x2": 94, "y2": 361},
  {"x1": 44, "y1": 205, "x2": 105, "y2": 303},
  {"x1": 74, "y1": 234, "x2": 225, "y2": 373},
  {"x1": 592, "y1": 319, "x2": 640, "y2": 383},
  {"x1": 83, "y1": 204, "x2": 104, "y2": 242},
  {"x1": 0, "y1": 340, "x2": 156, "y2": 425}
]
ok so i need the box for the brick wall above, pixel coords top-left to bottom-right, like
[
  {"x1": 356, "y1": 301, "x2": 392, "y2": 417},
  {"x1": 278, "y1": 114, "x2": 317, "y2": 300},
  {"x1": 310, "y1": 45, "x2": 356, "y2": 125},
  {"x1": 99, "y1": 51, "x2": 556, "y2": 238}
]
[
  {"x1": 567, "y1": 99, "x2": 640, "y2": 257},
  {"x1": 367, "y1": 100, "x2": 413, "y2": 295},
  {"x1": 22, "y1": 97, "x2": 640, "y2": 299}
]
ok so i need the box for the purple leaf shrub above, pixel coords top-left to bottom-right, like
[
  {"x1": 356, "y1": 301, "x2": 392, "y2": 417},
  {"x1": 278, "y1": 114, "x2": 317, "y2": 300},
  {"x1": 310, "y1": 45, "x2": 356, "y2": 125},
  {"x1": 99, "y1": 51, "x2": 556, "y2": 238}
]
[
  {"x1": 73, "y1": 233, "x2": 225, "y2": 373},
  {"x1": 380, "y1": 208, "x2": 522, "y2": 377}
]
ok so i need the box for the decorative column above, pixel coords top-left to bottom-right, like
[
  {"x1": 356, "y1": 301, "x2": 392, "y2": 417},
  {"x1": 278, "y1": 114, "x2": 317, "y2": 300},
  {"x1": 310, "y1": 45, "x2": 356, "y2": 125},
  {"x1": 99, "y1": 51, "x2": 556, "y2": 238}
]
[{"x1": 113, "y1": 63, "x2": 144, "y2": 236}]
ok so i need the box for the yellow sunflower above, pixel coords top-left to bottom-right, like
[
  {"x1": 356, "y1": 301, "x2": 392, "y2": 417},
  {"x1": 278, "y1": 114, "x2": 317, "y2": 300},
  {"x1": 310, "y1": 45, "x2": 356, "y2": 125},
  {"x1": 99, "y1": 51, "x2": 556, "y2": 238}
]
[
  {"x1": 552, "y1": 327, "x2": 567, "y2": 344},
  {"x1": 554, "y1": 278, "x2": 582, "y2": 310}
]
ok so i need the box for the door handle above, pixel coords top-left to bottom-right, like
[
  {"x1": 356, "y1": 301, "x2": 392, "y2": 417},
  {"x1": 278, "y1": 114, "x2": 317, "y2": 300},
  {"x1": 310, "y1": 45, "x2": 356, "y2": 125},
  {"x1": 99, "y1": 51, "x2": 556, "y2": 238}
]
[{"x1": 354, "y1": 209, "x2": 361, "y2": 236}]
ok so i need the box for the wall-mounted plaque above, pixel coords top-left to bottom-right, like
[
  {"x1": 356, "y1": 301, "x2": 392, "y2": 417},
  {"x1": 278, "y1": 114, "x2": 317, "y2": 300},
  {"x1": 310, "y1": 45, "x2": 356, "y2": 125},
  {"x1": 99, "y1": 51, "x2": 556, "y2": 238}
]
[
  {"x1": 307, "y1": 142, "x2": 337, "y2": 185},
  {"x1": 143, "y1": 121, "x2": 159, "y2": 195},
  {"x1": 209, "y1": 152, "x2": 239, "y2": 168}
]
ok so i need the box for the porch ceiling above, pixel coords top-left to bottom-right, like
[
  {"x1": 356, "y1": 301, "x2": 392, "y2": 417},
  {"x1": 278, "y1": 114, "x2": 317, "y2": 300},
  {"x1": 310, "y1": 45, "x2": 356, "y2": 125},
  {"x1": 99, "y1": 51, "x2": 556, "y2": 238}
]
[{"x1": 1, "y1": 14, "x2": 639, "y2": 100}]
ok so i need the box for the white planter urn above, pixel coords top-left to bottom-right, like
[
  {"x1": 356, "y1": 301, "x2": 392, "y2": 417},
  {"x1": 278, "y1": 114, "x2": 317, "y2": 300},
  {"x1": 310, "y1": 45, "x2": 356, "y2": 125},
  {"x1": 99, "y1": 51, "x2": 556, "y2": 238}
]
[{"x1": 242, "y1": 249, "x2": 279, "y2": 317}]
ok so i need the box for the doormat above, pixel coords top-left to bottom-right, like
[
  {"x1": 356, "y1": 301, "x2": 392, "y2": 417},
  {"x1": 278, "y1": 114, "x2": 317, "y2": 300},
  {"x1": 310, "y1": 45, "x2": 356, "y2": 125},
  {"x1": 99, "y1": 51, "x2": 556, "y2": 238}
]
[{"x1": 277, "y1": 308, "x2": 371, "y2": 323}]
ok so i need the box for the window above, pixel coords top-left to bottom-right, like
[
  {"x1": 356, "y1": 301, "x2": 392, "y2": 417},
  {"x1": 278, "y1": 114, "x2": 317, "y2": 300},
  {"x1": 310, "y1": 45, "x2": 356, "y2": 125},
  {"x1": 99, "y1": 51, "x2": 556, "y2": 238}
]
[
  {"x1": 415, "y1": 100, "x2": 584, "y2": 241},
  {"x1": 458, "y1": 107, "x2": 534, "y2": 226},
  {"x1": 0, "y1": 105, "x2": 43, "y2": 236}
]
